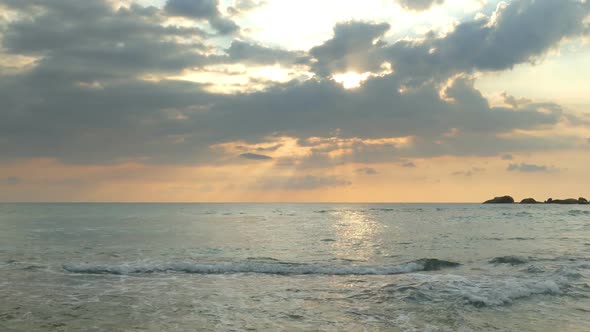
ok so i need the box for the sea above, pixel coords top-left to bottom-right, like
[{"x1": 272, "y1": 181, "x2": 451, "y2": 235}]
[{"x1": 0, "y1": 203, "x2": 589, "y2": 331}]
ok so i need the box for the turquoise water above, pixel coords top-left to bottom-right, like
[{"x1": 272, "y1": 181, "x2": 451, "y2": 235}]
[{"x1": 1, "y1": 203, "x2": 589, "y2": 331}]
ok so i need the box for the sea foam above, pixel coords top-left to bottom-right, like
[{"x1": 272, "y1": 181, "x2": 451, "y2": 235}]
[{"x1": 462, "y1": 279, "x2": 561, "y2": 307}]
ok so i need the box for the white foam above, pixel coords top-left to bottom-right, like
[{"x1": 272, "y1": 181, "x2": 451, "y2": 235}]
[
  {"x1": 462, "y1": 279, "x2": 561, "y2": 306},
  {"x1": 381, "y1": 271, "x2": 575, "y2": 308}
]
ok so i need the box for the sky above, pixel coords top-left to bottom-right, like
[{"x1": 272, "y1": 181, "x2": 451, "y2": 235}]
[{"x1": 0, "y1": 0, "x2": 589, "y2": 202}]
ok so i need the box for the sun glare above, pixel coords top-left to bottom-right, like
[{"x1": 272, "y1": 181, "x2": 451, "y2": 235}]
[{"x1": 333, "y1": 72, "x2": 371, "y2": 89}]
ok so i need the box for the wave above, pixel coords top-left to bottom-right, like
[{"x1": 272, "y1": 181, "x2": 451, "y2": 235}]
[
  {"x1": 463, "y1": 280, "x2": 561, "y2": 307},
  {"x1": 62, "y1": 258, "x2": 460, "y2": 276},
  {"x1": 380, "y1": 257, "x2": 590, "y2": 307},
  {"x1": 368, "y1": 208, "x2": 396, "y2": 212},
  {"x1": 380, "y1": 275, "x2": 566, "y2": 308},
  {"x1": 489, "y1": 256, "x2": 529, "y2": 265},
  {"x1": 568, "y1": 209, "x2": 590, "y2": 216}
]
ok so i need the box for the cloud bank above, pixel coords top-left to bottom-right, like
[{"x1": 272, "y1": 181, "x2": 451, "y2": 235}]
[{"x1": 0, "y1": 0, "x2": 588, "y2": 173}]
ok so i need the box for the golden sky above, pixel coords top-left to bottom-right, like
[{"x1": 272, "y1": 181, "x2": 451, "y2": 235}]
[{"x1": 0, "y1": 0, "x2": 589, "y2": 202}]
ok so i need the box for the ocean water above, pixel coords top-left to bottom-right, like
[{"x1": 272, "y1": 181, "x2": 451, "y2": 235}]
[{"x1": 0, "y1": 203, "x2": 589, "y2": 332}]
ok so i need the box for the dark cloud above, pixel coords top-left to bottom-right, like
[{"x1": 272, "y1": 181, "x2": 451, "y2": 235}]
[
  {"x1": 240, "y1": 153, "x2": 273, "y2": 160},
  {"x1": 0, "y1": 69, "x2": 576, "y2": 165},
  {"x1": 1, "y1": 0, "x2": 213, "y2": 78},
  {"x1": 310, "y1": 21, "x2": 390, "y2": 76},
  {"x1": 356, "y1": 167, "x2": 379, "y2": 175},
  {"x1": 303, "y1": 0, "x2": 590, "y2": 84},
  {"x1": 501, "y1": 154, "x2": 514, "y2": 160},
  {"x1": 208, "y1": 16, "x2": 240, "y2": 35},
  {"x1": 227, "y1": 40, "x2": 308, "y2": 65},
  {"x1": 256, "y1": 175, "x2": 351, "y2": 191},
  {"x1": 398, "y1": 0, "x2": 444, "y2": 11},
  {"x1": 0, "y1": 0, "x2": 588, "y2": 169},
  {"x1": 386, "y1": 0, "x2": 590, "y2": 84},
  {"x1": 402, "y1": 161, "x2": 417, "y2": 168},
  {"x1": 507, "y1": 163, "x2": 556, "y2": 173},
  {"x1": 0, "y1": 176, "x2": 21, "y2": 185},
  {"x1": 165, "y1": 0, "x2": 219, "y2": 18},
  {"x1": 164, "y1": 0, "x2": 239, "y2": 34},
  {"x1": 207, "y1": 75, "x2": 568, "y2": 159}
]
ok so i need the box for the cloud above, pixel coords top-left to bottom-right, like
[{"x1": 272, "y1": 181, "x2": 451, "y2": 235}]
[
  {"x1": 451, "y1": 167, "x2": 484, "y2": 177},
  {"x1": 0, "y1": 0, "x2": 214, "y2": 77},
  {"x1": 209, "y1": 16, "x2": 240, "y2": 35},
  {"x1": 239, "y1": 153, "x2": 273, "y2": 160},
  {"x1": 207, "y1": 75, "x2": 570, "y2": 162},
  {"x1": 226, "y1": 40, "x2": 308, "y2": 66},
  {"x1": 452, "y1": 170, "x2": 473, "y2": 177},
  {"x1": 164, "y1": 0, "x2": 239, "y2": 34},
  {"x1": 256, "y1": 175, "x2": 351, "y2": 191},
  {"x1": 386, "y1": 0, "x2": 590, "y2": 84},
  {"x1": 227, "y1": 0, "x2": 266, "y2": 15},
  {"x1": 356, "y1": 167, "x2": 378, "y2": 175},
  {"x1": 507, "y1": 163, "x2": 556, "y2": 173},
  {"x1": 234, "y1": 0, "x2": 266, "y2": 11},
  {"x1": 0, "y1": 0, "x2": 588, "y2": 169},
  {"x1": 309, "y1": 21, "x2": 390, "y2": 76},
  {"x1": 256, "y1": 144, "x2": 282, "y2": 152},
  {"x1": 303, "y1": 0, "x2": 590, "y2": 81},
  {"x1": 397, "y1": 0, "x2": 444, "y2": 11},
  {"x1": 165, "y1": 0, "x2": 219, "y2": 18},
  {"x1": 402, "y1": 161, "x2": 417, "y2": 168},
  {"x1": 0, "y1": 69, "x2": 577, "y2": 165},
  {"x1": 0, "y1": 176, "x2": 21, "y2": 185}
]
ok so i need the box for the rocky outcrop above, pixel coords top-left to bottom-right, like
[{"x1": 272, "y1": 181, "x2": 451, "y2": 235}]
[
  {"x1": 483, "y1": 196, "x2": 515, "y2": 204},
  {"x1": 545, "y1": 197, "x2": 589, "y2": 205},
  {"x1": 483, "y1": 196, "x2": 589, "y2": 204},
  {"x1": 554, "y1": 199, "x2": 579, "y2": 204}
]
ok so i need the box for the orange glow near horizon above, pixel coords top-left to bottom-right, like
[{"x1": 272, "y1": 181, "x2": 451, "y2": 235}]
[{"x1": 1, "y1": 150, "x2": 590, "y2": 203}]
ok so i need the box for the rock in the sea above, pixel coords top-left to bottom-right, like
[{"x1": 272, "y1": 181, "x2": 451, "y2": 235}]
[
  {"x1": 546, "y1": 197, "x2": 589, "y2": 204},
  {"x1": 483, "y1": 196, "x2": 515, "y2": 204},
  {"x1": 519, "y1": 198, "x2": 539, "y2": 204}
]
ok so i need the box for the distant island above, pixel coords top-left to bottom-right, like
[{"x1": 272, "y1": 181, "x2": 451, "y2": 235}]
[{"x1": 483, "y1": 196, "x2": 589, "y2": 204}]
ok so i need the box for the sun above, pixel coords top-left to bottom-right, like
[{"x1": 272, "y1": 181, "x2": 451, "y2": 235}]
[{"x1": 333, "y1": 72, "x2": 371, "y2": 89}]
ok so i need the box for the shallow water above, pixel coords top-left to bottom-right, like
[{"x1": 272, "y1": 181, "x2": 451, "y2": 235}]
[{"x1": 1, "y1": 203, "x2": 589, "y2": 331}]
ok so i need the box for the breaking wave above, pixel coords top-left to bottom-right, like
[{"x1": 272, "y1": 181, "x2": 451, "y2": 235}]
[
  {"x1": 377, "y1": 258, "x2": 590, "y2": 308},
  {"x1": 63, "y1": 258, "x2": 460, "y2": 276},
  {"x1": 378, "y1": 275, "x2": 568, "y2": 308},
  {"x1": 463, "y1": 279, "x2": 561, "y2": 307}
]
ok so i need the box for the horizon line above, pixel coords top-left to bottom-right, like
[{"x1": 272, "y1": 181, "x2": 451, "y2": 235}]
[{"x1": 0, "y1": 201, "x2": 484, "y2": 204}]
